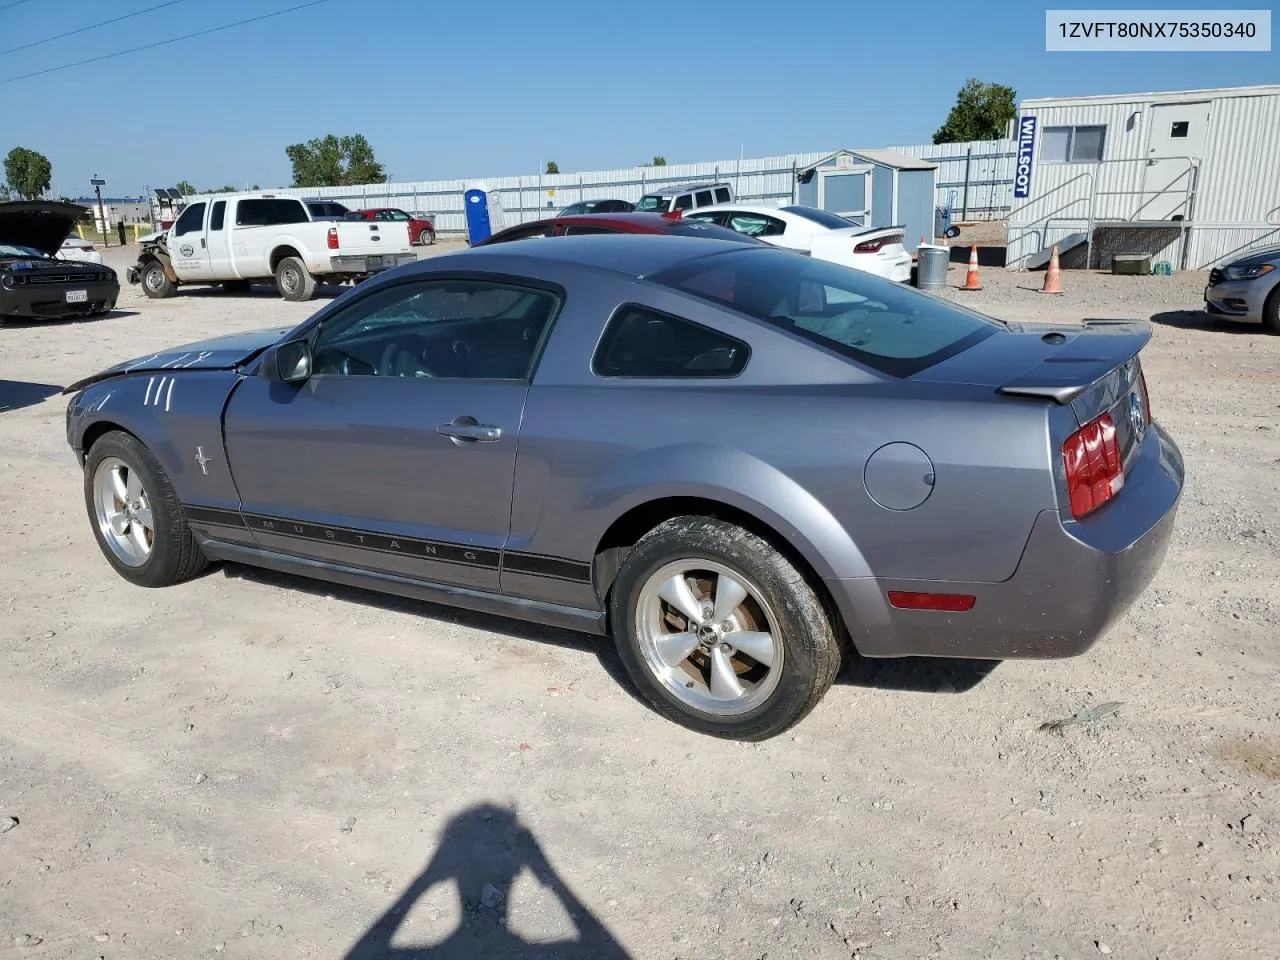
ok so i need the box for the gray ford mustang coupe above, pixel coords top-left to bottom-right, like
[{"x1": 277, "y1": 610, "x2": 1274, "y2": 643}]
[{"x1": 62, "y1": 235, "x2": 1183, "y2": 740}]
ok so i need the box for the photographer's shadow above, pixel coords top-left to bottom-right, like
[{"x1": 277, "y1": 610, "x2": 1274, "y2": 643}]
[{"x1": 344, "y1": 804, "x2": 633, "y2": 959}]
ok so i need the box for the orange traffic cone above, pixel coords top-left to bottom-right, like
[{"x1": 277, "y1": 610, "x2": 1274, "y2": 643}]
[
  {"x1": 960, "y1": 244, "x2": 982, "y2": 290},
  {"x1": 1041, "y1": 244, "x2": 1063, "y2": 294}
]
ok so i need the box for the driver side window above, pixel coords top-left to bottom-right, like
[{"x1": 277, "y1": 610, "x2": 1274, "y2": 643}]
[{"x1": 311, "y1": 278, "x2": 563, "y2": 381}]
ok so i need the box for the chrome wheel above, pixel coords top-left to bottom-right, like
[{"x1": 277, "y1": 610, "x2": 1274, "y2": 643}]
[
  {"x1": 635, "y1": 560, "x2": 782, "y2": 716},
  {"x1": 92, "y1": 456, "x2": 154, "y2": 567},
  {"x1": 279, "y1": 265, "x2": 300, "y2": 294}
]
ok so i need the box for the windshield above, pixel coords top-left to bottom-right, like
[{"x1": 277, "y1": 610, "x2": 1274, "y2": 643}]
[
  {"x1": 0, "y1": 243, "x2": 46, "y2": 259},
  {"x1": 650, "y1": 248, "x2": 1000, "y2": 378},
  {"x1": 635, "y1": 194, "x2": 670, "y2": 212},
  {"x1": 779, "y1": 206, "x2": 859, "y2": 230}
]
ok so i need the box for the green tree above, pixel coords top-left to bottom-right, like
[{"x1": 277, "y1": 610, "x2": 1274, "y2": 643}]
[
  {"x1": 544, "y1": 161, "x2": 560, "y2": 174},
  {"x1": 3, "y1": 146, "x2": 53, "y2": 200},
  {"x1": 286, "y1": 134, "x2": 386, "y2": 187},
  {"x1": 651, "y1": 156, "x2": 667, "y2": 166},
  {"x1": 176, "y1": 180, "x2": 195, "y2": 195},
  {"x1": 932, "y1": 79, "x2": 1017, "y2": 144}
]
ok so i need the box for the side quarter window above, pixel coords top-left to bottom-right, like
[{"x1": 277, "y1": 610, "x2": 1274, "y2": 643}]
[
  {"x1": 310, "y1": 278, "x2": 563, "y2": 381},
  {"x1": 593, "y1": 305, "x2": 750, "y2": 379}
]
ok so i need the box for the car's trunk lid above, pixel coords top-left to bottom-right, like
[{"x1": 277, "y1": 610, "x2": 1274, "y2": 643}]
[
  {"x1": 915, "y1": 318, "x2": 1153, "y2": 473},
  {"x1": 810, "y1": 224, "x2": 906, "y2": 263}
]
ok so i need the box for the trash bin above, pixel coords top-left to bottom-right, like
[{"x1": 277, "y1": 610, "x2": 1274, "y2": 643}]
[{"x1": 915, "y1": 243, "x2": 949, "y2": 291}]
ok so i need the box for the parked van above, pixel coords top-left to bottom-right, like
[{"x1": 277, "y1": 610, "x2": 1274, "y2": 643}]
[{"x1": 635, "y1": 181, "x2": 735, "y2": 214}]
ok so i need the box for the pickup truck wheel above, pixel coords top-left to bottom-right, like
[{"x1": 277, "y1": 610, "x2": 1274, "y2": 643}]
[
  {"x1": 141, "y1": 261, "x2": 176, "y2": 299},
  {"x1": 276, "y1": 256, "x2": 316, "y2": 301}
]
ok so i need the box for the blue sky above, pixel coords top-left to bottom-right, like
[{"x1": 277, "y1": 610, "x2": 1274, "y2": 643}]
[{"x1": 2, "y1": 0, "x2": 1275, "y2": 197}]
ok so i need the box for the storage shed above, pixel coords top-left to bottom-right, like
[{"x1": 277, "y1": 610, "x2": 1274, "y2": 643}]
[
  {"x1": 1005, "y1": 84, "x2": 1280, "y2": 270},
  {"x1": 795, "y1": 149, "x2": 938, "y2": 252}
]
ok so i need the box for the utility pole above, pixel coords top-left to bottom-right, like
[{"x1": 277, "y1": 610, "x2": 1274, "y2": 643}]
[{"x1": 91, "y1": 176, "x2": 108, "y2": 246}]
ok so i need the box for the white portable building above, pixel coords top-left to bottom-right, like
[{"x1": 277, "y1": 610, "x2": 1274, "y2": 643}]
[{"x1": 1005, "y1": 84, "x2": 1280, "y2": 270}]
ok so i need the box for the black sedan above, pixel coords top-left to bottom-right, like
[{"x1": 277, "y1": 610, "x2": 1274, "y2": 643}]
[{"x1": 1, "y1": 201, "x2": 119, "y2": 324}]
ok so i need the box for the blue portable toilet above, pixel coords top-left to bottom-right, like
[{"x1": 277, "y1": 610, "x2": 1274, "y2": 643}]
[{"x1": 463, "y1": 182, "x2": 504, "y2": 245}]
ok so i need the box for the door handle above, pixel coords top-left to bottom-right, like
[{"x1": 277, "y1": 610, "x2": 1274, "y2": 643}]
[
  {"x1": 200, "y1": 238, "x2": 206, "y2": 248},
  {"x1": 437, "y1": 417, "x2": 502, "y2": 442}
]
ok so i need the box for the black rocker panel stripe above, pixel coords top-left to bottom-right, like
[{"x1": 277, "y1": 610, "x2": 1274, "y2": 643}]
[
  {"x1": 501, "y1": 552, "x2": 593, "y2": 583},
  {"x1": 182, "y1": 504, "x2": 591, "y2": 584}
]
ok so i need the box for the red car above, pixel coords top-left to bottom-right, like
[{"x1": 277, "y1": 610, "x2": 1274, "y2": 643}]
[
  {"x1": 476, "y1": 211, "x2": 765, "y2": 247},
  {"x1": 350, "y1": 207, "x2": 436, "y2": 245}
]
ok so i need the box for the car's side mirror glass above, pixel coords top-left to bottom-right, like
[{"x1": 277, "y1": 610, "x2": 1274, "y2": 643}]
[{"x1": 264, "y1": 339, "x2": 313, "y2": 383}]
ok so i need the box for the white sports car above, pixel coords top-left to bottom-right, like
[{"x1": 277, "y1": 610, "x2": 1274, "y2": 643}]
[
  {"x1": 57, "y1": 236, "x2": 104, "y2": 265},
  {"x1": 685, "y1": 204, "x2": 913, "y2": 282}
]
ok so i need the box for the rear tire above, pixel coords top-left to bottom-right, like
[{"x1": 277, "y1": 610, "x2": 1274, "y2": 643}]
[
  {"x1": 141, "y1": 261, "x2": 176, "y2": 299},
  {"x1": 83, "y1": 431, "x2": 209, "y2": 588},
  {"x1": 608, "y1": 516, "x2": 841, "y2": 741},
  {"x1": 420, "y1": 227, "x2": 436, "y2": 246},
  {"x1": 275, "y1": 256, "x2": 316, "y2": 302}
]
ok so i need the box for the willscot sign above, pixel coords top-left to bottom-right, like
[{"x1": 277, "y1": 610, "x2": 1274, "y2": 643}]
[{"x1": 1013, "y1": 115, "x2": 1037, "y2": 199}]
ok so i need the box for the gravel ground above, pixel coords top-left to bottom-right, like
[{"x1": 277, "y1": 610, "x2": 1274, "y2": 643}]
[{"x1": 1, "y1": 245, "x2": 1278, "y2": 960}]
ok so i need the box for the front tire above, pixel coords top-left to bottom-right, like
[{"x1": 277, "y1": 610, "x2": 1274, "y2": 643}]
[
  {"x1": 275, "y1": 256, "x2": 316, "y2": 302},
  {"x1": 1263, "y1": 288, "x2": 1280, "y2": 335},
  {"x1": 141, "y1": 261, "x2": 176, "y2": 299},
  {"x1": 608, "y1": 516, "x2": 841, "y2": 740},
  {"x1": 83, "y1": 431, "x2": 209, "y2": 587}
]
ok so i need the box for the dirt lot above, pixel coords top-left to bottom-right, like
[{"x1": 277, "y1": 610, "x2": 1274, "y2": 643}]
[{"x1": 2, "y1": 244, "x2": 1278, "y2": 960}]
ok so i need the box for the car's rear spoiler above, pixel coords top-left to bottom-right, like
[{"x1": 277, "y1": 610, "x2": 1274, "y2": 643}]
[{"x1": 997, "y1": 319, "x2": 1152, "y2": 404}]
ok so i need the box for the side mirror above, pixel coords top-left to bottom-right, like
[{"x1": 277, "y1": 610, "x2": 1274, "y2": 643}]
[
  {"x1": 944, "y1": 224, "x2": 961, "y2": 239},
  {"x1": 262, "y1": 338, "x2": 313, "y2": 383}
]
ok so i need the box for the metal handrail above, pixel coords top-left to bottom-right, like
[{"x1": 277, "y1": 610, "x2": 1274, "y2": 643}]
[{"x1": 1084, "y1": 156, "x2": 1200, "y2": 269}]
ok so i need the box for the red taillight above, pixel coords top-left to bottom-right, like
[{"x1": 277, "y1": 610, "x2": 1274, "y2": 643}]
[
  {"x1": 327, "y1": 226, "x2": 339, "y2": 250},
  {"x1": 888, "y1": 591, "x2": 976, "y2": 612},
  {"x1": 1062, "y1": 412, "x2": 1124, "y2": 519},
  {"x1": 854, "y1": 233, "x2": 901, "y2": 254},
  {"x1": 662, "y1": 209, "x2": 683, "y2": 220}
]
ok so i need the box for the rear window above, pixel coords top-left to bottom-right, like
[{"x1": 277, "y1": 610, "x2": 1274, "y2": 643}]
[
  {"x1": 636, "y1": 194, "x2": 670, "y2": 212},
  {"x1": 779, "y1": 206, "x2": 858, "y2": 230},
  {"x1": 649, "y1": 249, "x2": 999, "y2": 378},
  {"x1": 235, "y1": 198, "x2": 308, "y2": 227}
]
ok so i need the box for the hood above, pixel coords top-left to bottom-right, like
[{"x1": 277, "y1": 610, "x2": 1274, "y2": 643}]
[
  {"x1": 1225, "y1": 244, "x2": 1280, "y2": 268},
  {"x1": 0, "y1": 200, "x2": 90, "y2": 256},
  {"x1": 63, "y1": 326, "x2": 292, "y2": 394}
]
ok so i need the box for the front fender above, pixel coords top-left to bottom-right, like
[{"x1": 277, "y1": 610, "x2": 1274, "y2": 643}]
[
  {"x1": 66, "y1": 371, "x2": 244, "y2": 511},
  {"x1": 581, "y1": 443, "x2": 872, "y2": 582}
]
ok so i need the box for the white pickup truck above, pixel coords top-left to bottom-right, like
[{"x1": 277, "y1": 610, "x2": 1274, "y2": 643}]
[{"x1": 127, "y1": 193, "x2": 416, "y2": 301}]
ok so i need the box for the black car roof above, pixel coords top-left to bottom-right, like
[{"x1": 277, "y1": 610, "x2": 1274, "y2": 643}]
[{"x1": 423, "y1": 233, "x2": 760, "y2": 280}]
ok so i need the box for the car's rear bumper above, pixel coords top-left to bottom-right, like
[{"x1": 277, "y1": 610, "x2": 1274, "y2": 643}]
[
  {"x1": 328, "y1": 253, "x2": 417, "y2": 274},
  {"x1": 0, "y1": 281, "x2": 119, "y2": 319},
  {"x1": 827, "y1": 421, "x2": 1184, "y2": 660},
  {"x1": 1203, "y1": 278, "x2": 1270, "y2": 322}
]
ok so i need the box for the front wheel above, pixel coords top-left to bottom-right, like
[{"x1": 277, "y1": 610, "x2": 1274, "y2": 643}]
[
  {"x1": 83, "y1": 431, "x2": 209, "y2": 587},
  {"x1": 141, "y1": 261, "x2": 176, "y2": 298},
  {"x1": 420, "y1": 227, "x2": 436, "y2": 246},
  {"x1": 275, "y1": 256, "x2": 316, "y2": 301},
  {"x1": 1263, "y1": 288, "x2": 1280, "y2": 335},
  {"x1": 609, "y1": 516, "x2": 841, "y2": 740}
]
